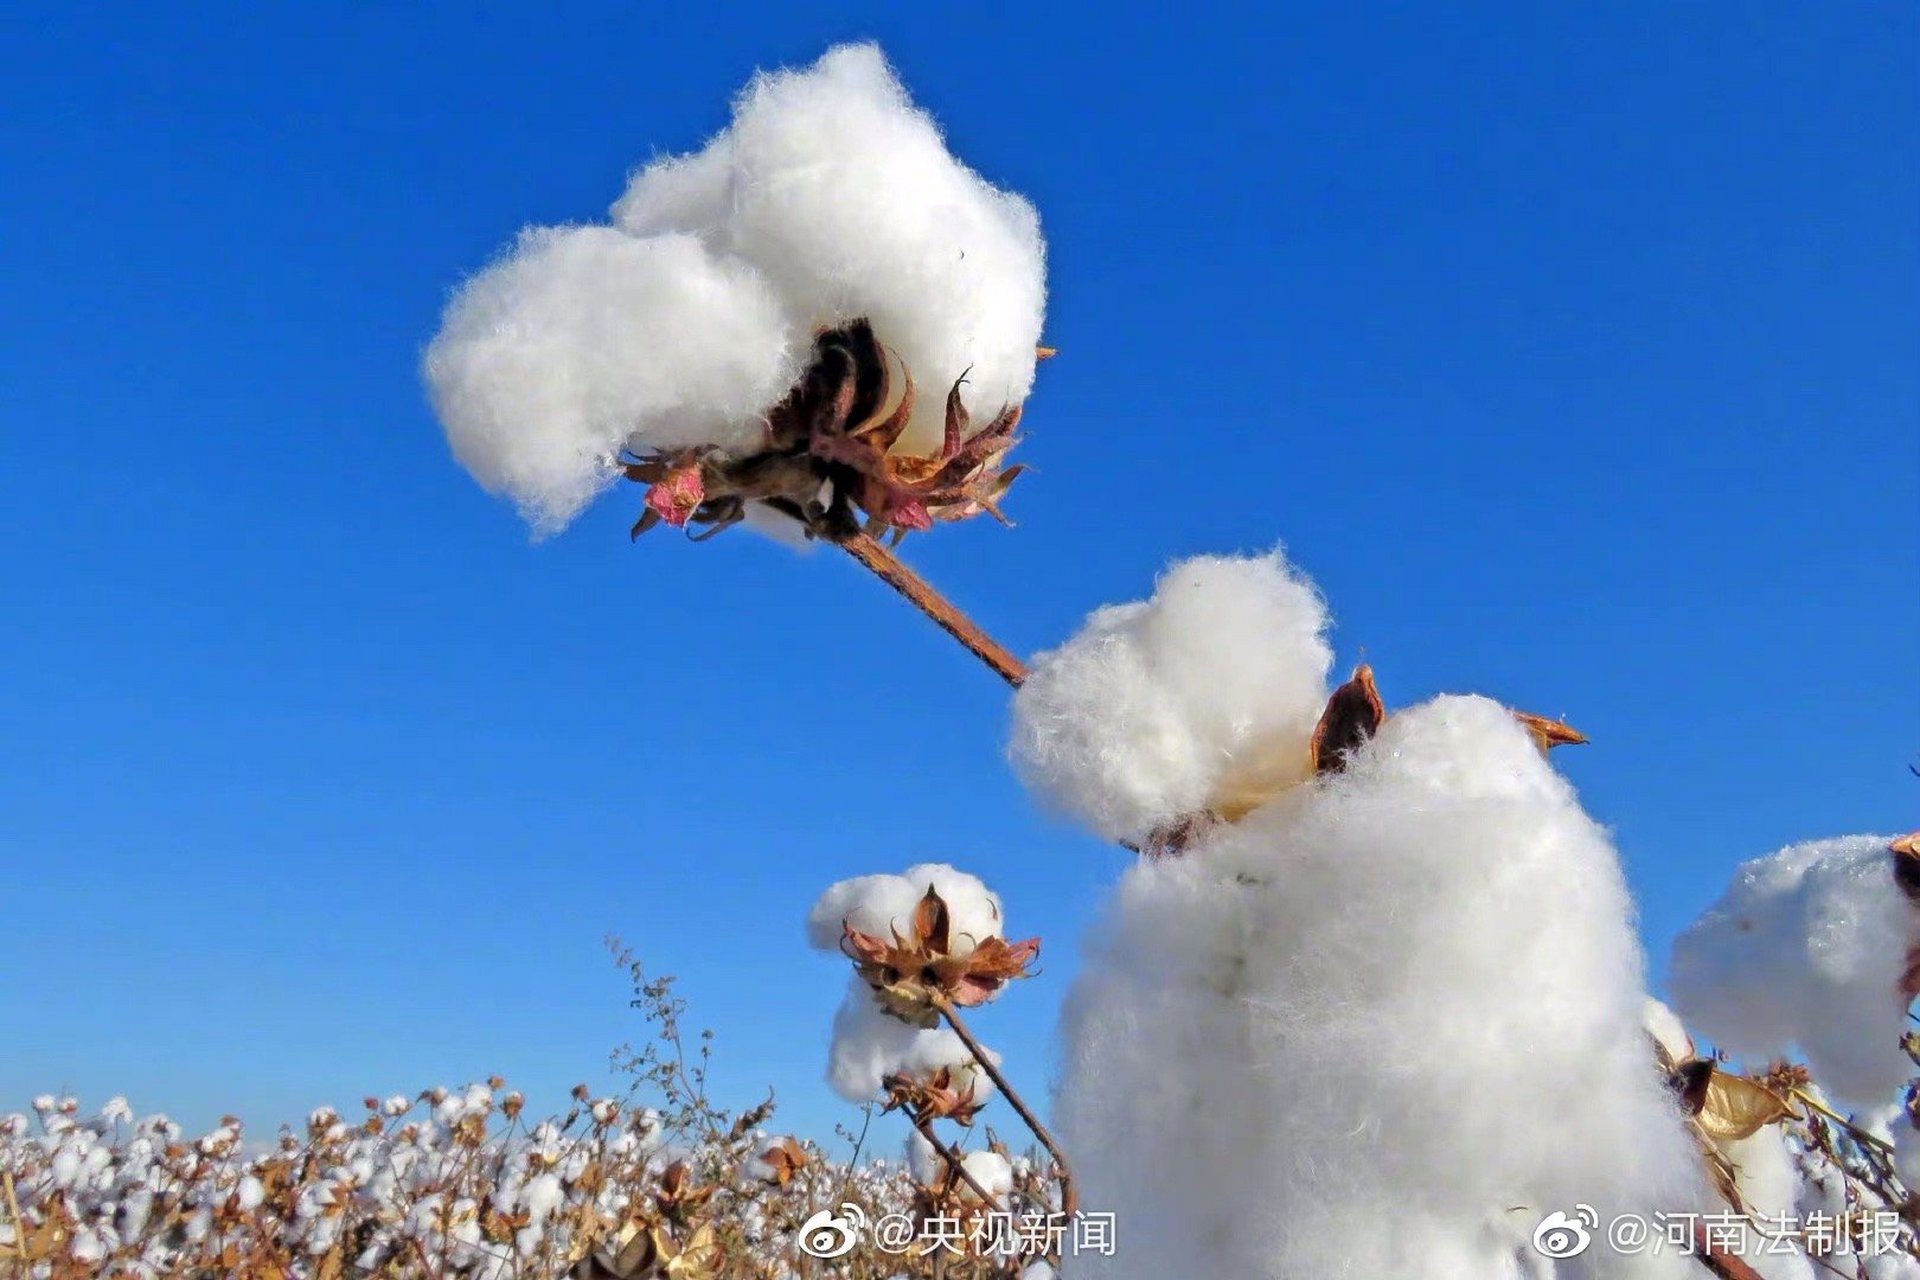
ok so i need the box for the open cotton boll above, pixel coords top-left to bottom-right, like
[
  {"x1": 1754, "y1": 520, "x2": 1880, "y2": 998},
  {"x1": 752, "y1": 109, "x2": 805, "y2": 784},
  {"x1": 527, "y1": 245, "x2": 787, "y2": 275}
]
[
  {"x1": 1669, "y1": 834, "x2": 1915, "y2": 1106},
  {"x1": 616, "y1": 43, "x2": 1046, "y2": 457},
  {"x1": 423, "y1": 226, "x2": 800, "y2": 532},
  {"x1": 805, "y1": 864, "x2": 1002, "y2": 954},
  {"x1": 1009, "y1": 549, "x2": 1334, "y2": 842},
  {"x1": 1057, "y1": 694, "x2": 1697, "y2": 1280}
]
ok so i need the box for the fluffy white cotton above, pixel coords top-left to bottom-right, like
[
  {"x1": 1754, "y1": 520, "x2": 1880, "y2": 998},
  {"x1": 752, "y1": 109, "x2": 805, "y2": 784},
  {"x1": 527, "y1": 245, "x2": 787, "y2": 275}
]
[
  {"x1": 424, "y1": 227, "x2": 799, "y2": 531},
  {"x1": 1009, "y1": 550, "x2": 1334, "y2": 842},
  {"x1": 429, "y1": 42, "x2": 1047, "y2": 530},
  {"x1": 1057, "y1": 694, "x2": 1698, "y2": 1280},
  {"x1": 806, "y1": 863, "x2": 1002, "y2": 953},
  {"x1": 616, "y1": 43, "x2": 1046, "y2": 456},
  {"x1": 1669, "y1": 834, "x2": 1916, "y2": 1105}
]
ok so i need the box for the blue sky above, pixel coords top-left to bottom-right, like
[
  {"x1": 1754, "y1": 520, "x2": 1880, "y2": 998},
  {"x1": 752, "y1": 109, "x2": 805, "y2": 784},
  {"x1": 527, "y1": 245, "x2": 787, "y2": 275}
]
[{"x1": 2, "y1": 4, "x2": 1913, "y2": 1147}]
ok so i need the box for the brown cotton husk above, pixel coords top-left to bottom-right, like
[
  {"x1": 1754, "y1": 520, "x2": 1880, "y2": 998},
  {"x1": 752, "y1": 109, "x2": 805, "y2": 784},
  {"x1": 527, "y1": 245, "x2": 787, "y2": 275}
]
[
  {"x1": 621, "y1": 320, "x2": 1032, "y2": 544},
  {"x1": 1202, "y1": 666, "x2": 1588, "y2": 826},
  {"x1": 840, "y1": 886, "x2": 1040, "y2": 1025}
]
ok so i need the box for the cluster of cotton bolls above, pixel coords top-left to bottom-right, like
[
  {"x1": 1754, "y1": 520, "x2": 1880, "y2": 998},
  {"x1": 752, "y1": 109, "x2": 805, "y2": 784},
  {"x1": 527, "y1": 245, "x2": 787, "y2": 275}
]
[
  {"x1": 1014, "y1": 548, "x2": 1706, "y2": 1279},
  {"x1": 806, "y1": 863, "x2": 1007, "y2": 1104},
  {"x1": 425, "y1": 41, "x2": 1047, "y2": 532},
  {"x1": 1, "y1": 1083, "x2": 917, "y2": 1279},
  {"x1": 1669, "y1": 834, "x2": 1919, "y2": 1107}
]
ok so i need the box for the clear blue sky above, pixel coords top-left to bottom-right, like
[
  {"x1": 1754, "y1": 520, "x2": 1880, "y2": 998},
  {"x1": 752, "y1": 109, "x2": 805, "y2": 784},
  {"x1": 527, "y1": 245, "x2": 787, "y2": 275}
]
[{"x1": 2, "y1": 4, "x2": 1913, "y2": 1146}]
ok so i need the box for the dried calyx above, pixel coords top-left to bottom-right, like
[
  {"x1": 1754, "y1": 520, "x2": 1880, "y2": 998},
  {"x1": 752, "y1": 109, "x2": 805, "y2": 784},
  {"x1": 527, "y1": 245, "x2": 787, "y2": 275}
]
[
  {"x1": 881, "y1": 1066, "x2": 984, "y2": 1127},
  {"x1": 839, "y1": 886, "x2": 1040, "y2": 1027},
  {"x1": 623, "y1": 321, "x2": 1034, "y2": 544},
  {"x1": 1146, "y1": 664, "x2": 1587, "y2": 855}
]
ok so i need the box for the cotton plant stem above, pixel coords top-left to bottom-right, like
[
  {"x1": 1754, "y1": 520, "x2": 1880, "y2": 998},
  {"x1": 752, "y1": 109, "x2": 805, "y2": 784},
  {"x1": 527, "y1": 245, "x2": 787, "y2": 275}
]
[
  {"x1": 1791, "y1": 1087, "x2": 1896, "y2": 1155},
  {"x1": 1691, "y1": 1224, "x2": 1766, "y2": 1280},
  {"x1": 933, "y1": 994, "x2": 1079, "y2": 1220},
  {"x1": 837, "y1": 533, "x2": 1028, "y2": 688}
]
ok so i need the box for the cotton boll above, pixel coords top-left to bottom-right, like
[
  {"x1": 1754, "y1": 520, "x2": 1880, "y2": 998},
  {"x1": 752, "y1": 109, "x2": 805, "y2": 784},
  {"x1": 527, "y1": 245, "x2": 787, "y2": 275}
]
[
  {"x1": 424, "y1": 226, "x2": 800, "y2": 532},
  {"x1": 1058, "y1": 694, "x2": 1698, "y2": 1279},
  {"x1": 959, "y1": 1150, "x2": 1012, "y2": 1202},
  {"x1": 1670, "y1": 834, "x2": 1915, "y2": 1105},
  {"x1": 806, "y1": 863, "x2": 1002, "y2": 954},
  {"x1": 712, "y1": 44, "x2": 1046, "y2": 455},
  {"x1": 1009, "y1": 550, "x2": 1333, "y2": 842}
]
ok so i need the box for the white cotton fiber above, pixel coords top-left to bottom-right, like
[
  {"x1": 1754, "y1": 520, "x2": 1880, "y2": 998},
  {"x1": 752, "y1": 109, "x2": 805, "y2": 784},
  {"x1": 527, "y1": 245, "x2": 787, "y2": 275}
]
[
  {"x1": 805, "y1": 864, "x2": 1002, "y2": 954},
  {"x1": 1669, "y1": 834, "x2": 1916, "y2": 1105},
  {"x1": 1008, "y1": 549, "x2": 1334, "y2": 842},
  {"x1": 826, "y1": 976, "x2": 925, "y2": 1101},
  {"x1": 616, "y1": 44, "x2": 1046, "y2": 456},
  {"x1": 429, "y1": 42, "x2": 1047, "y2": 532},
  {"x1": 424, "y1": 227, "x2": 799, "y2": 531},
  {"x1": 1056, "y1": 694, "x2": 1698, "y2": 1280}
]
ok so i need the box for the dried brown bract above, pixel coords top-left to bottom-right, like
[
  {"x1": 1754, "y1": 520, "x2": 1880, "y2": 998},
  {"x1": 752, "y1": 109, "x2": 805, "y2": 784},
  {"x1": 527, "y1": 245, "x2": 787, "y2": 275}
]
[
  {"x1": 622, "y1": 321, "x2": 1031, "y2": 545},
  {"x1": 881, "y1": 1066, "x2": 985, "y2": 1128},
  {"x1": 840, "y1": 887, "x2": 1040, "y2": 1027}
]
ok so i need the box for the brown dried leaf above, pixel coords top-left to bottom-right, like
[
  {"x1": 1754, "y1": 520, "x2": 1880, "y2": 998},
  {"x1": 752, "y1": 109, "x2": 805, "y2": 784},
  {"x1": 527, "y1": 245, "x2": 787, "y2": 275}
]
[{"x1": 1695, "y1": 1069, "x2": 1793, "y2": 1142}]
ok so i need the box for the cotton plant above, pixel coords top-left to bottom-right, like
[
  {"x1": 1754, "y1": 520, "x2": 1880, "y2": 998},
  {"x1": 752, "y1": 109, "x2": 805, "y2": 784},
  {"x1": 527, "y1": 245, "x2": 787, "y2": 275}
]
[
  {"x1": 806, "y1": 863, "x2": 1074, "y2": 1269},
  {"x1": 0, "y1": 1077, "x2": 942, "y2": 1279}
]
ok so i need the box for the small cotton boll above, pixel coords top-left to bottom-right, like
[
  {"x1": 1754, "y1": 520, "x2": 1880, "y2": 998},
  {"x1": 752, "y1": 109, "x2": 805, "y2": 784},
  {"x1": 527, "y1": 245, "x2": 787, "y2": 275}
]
[
  {"x1": 959, "y1": 1150, "x2": 1012, "y2": 1202},
  {"x1": 424, "y1": 226, "x2": 801, "y2": 532},
  {"x1": 807, "y1": 863, "x2": 1001, "y2": 953},
  {"x1": 1009, "y1": 550, "x2": 1333, "y2": 841},
  {"x1": 699, "y1": 44, "x2": 1046, "y2": 455},
  {"x1": 1670, "y1": 834, "x2": 1915, "y2": 1105}
]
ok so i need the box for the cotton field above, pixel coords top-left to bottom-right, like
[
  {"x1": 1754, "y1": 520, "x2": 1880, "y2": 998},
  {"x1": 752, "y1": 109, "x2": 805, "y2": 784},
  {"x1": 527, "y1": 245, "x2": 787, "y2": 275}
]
[{"x1": 10, "y1": 32, "x2": 1914, "y2": 1280}]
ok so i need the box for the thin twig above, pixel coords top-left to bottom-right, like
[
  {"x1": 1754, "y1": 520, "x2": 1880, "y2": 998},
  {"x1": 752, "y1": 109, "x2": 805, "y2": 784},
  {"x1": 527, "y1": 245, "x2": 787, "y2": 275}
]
[
  {"x1": 1792, "y1": 1088, "x2": 1896, "y2": 1155},
  {"x1": 933, "y1": 994, "x2": 1078, "y2": 1219},
  {"x1": 2, "y1": 1168, "x2": 22, "y2": 1262},
  {"x1": 837, "y1": 533, "x2": 1027, "y2": 687}
]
